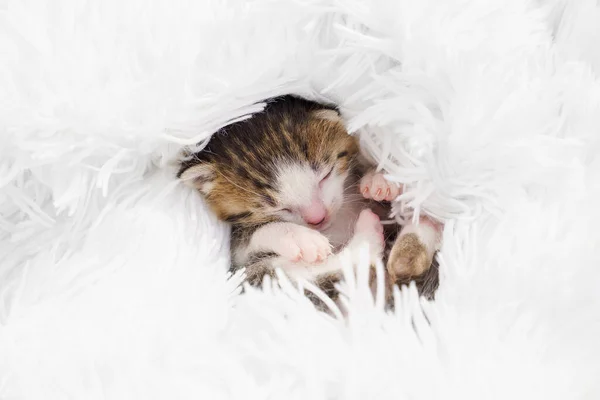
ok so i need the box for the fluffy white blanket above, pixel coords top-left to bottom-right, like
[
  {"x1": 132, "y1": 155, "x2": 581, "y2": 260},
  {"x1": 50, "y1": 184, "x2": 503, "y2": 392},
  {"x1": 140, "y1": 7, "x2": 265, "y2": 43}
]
[{"x1": 2, "y1": 0, "x2": 600, "y2": 398}]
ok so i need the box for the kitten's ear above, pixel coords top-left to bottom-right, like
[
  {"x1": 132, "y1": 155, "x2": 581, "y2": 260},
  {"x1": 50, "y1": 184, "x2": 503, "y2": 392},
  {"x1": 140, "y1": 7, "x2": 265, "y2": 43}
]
[
  {"x1": 311, "y1": 109, "x2": 343, "y2": 123},
  {"x1": 178, "y1": 163, "x2": 215, "y2": 195}
]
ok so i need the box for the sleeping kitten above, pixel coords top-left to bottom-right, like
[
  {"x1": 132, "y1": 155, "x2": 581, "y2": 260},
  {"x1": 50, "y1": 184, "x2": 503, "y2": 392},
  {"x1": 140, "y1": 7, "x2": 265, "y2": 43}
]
[{"x1": 178, "y1": 95, "x2": 441, "y2": 307}]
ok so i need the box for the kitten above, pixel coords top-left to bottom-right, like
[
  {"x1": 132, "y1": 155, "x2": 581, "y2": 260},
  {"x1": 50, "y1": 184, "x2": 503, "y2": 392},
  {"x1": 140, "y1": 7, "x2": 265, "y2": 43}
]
[{"x1": 178, "y1": 95, "x2": 441, "y2": 307}]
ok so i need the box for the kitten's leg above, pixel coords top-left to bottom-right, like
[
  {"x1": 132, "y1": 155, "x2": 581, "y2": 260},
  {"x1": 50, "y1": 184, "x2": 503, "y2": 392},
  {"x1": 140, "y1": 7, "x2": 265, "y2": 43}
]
[
  {"x1": 265, "y1": 209, "x2": 384, "y2": 282},
  {"x1": 235, "y1": 211, "x2": 387, "y2": 314},
  {"x1": 231, "y1": 222, "x2": 333, "y2": 286},
  {"x1": 387, "y1": 216, "x2": 442, "y2": 284},
  {"x1": 236, "y1": 211, "x2": 384, "y2": 285},
  {"x1": 293, "y1": 209, "x2": 386, "y2": 312},
  {"x1": 359, "y1": 169, "x2": 442, "y2": 266},
  {"x1": 234, "y1": 222, "x2": 332, "y2": 266},
  {"x1": 348, "y1": 208, "x2": 385, "y2": 258},
  {"x1": 359, "y1": 170, "x2": 443, "y2": 299}
]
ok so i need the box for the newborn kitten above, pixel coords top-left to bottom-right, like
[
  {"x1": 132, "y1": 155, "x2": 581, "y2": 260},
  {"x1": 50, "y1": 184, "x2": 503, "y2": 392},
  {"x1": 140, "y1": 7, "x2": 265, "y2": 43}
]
[{"x1": 178, "y1": 95, "x2": 441, "y2": 307}]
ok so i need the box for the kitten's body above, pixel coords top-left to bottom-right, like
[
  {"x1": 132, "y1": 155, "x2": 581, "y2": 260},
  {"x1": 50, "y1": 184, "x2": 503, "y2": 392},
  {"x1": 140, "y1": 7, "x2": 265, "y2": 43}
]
[{"x1": 179, "y1": 95, "x2": 441, "y2": 307}]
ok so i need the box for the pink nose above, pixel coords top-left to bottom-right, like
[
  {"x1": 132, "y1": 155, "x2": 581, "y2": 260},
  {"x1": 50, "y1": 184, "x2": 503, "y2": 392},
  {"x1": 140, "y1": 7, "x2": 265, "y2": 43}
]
[{"x1": 302, "y1": 199, "x2": 328, "y2": 226}]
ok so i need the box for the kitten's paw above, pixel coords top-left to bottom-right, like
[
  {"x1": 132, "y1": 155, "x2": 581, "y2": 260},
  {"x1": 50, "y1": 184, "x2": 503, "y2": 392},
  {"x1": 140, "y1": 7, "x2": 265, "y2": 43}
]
[
  {"x1": 277, "y1": 225, "x2": 332, "y2": 264},
  {"x1": 359, "y1": 171, "x2": 401, "y2": 202},
  {"x1": 387, "y1": 234, "x2": 431, "y2": 279},
  {"x1": 351, "y1": 209, "x2": 385, "y2": 256},
  {"x1": 387, "y1": 218, "x2": 441, "y2": 278}
]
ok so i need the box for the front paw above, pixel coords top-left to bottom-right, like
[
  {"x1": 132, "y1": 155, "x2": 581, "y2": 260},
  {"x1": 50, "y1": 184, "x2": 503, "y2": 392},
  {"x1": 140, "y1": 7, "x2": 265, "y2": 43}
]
[
  {"x1": 275, "y1": 225, "x2": 332, "y2": 264},
  {"x1": 359, "y1": 170, "x2": 402, "y2": 202}
]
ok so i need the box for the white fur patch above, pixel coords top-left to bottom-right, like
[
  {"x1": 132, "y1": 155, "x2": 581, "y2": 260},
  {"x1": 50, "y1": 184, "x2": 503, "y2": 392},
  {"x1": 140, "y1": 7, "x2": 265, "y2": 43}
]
[{"x1": 275, "y1": 162, "x2": 317, "y2": 209}]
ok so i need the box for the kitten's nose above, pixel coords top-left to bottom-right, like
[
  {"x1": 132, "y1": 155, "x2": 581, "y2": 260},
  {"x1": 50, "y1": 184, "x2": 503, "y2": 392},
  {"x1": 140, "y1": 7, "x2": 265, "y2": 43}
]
[{"x1": 302, "y1": 199, "x2": 328, "y2": 226}]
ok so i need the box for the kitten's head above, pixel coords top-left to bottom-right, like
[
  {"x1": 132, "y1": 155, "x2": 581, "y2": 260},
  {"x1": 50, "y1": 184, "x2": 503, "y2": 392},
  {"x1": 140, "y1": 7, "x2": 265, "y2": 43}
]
[{"x1": 178, "y1": 96, "x2": 359, "y2": 229}]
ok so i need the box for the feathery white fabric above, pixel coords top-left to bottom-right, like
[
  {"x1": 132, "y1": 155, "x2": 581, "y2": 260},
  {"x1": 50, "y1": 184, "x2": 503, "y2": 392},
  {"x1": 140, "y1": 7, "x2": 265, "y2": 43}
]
[{"x1": 1, "y1": 0, "x2": 600, "y2": 398}]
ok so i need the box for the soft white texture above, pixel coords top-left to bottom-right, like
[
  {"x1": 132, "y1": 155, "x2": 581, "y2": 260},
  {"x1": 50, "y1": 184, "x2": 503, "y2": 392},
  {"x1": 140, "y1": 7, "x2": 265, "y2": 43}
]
[{"x1": 1, "y1": 0, "x2": 600, "y2": 398}]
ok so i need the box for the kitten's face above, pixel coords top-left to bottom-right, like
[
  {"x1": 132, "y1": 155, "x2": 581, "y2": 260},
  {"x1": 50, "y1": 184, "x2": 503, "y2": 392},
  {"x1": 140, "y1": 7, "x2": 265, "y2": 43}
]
[
  {"x1": 264, "y1": 154, "x2": 352, "y2": 230},
  {"x1": 179, "y1": 101, "x2": 359, "y2": 228}
]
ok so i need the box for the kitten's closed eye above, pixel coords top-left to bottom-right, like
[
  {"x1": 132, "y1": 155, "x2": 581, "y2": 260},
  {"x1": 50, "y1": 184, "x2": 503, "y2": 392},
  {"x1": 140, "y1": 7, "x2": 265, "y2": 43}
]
[{"x1": 320, "y1": 168, "x2": 333, "y2": 183}]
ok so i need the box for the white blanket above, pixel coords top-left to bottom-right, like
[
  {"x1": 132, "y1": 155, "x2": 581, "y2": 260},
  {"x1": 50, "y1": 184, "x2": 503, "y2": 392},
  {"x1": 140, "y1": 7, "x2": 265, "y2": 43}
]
[{"x1": 2, "y1": 0, "x2": 600, "y2": 398}]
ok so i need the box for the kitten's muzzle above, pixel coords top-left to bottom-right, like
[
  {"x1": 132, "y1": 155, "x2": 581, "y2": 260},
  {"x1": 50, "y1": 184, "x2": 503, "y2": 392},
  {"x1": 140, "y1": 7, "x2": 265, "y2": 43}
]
[{"x1": 301, "y1": 198, "x2": 328, "y2": 227}]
